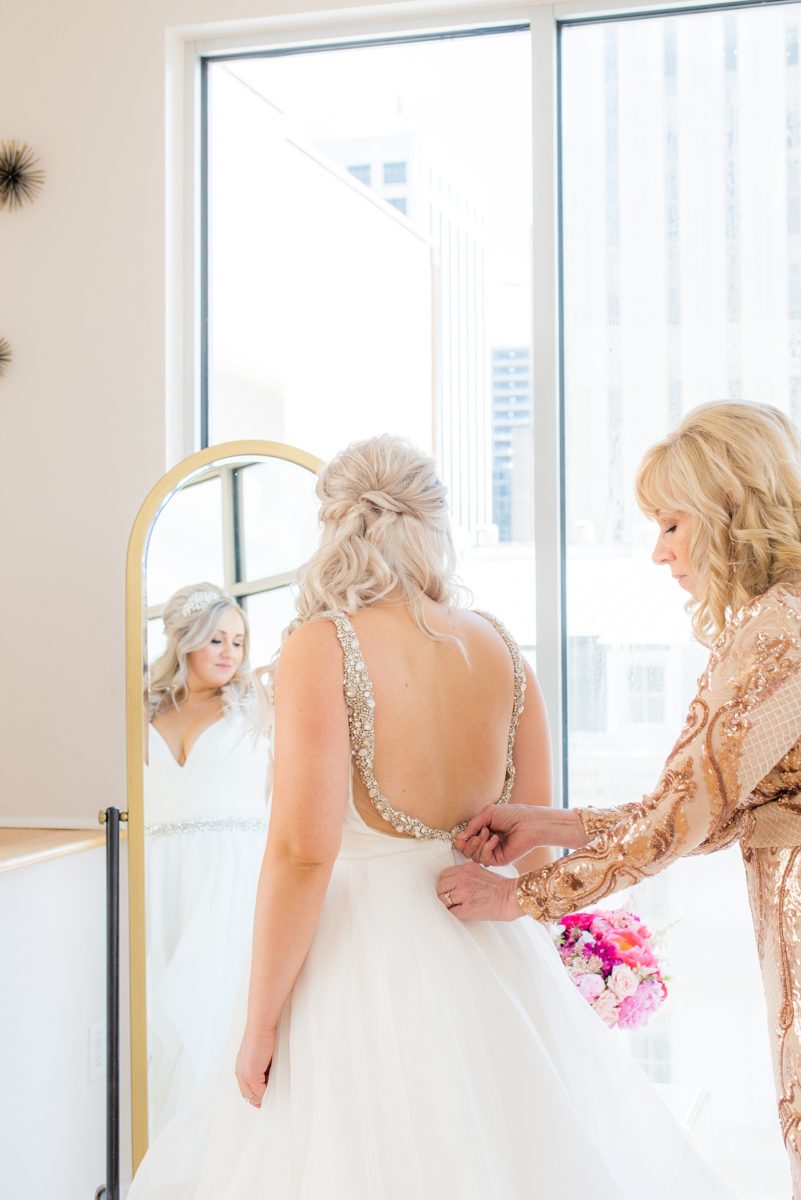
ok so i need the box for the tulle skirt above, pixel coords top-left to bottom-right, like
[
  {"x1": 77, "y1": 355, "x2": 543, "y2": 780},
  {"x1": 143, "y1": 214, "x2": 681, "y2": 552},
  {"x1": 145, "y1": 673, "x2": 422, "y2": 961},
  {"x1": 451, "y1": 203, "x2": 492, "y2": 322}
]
[
  {"x1": 146, "y1": 827, "x2": 266, "y2": 1136},
  {"x1": 130, "y1": 803, "x2": 736, "y2": 1199}
]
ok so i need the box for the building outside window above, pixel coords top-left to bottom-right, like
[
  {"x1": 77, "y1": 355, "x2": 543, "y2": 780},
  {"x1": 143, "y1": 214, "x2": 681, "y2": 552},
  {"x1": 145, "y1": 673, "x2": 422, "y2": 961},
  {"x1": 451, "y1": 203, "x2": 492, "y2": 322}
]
[
  {"x1": 627, "y1": 658, "x2": 667, "y2": 725},
  {"x1": 383, "y1": 159, "x2": 407, "y2": 184},
  {"x1": 568, "y1": 636, "x2": 608, "y2": 733},
  {"x1": 346, "y1": 162, "x2": 371, "y2": 184},
  {"x1": 491, "y1": 346, "x2": 532, "y2": 542}
]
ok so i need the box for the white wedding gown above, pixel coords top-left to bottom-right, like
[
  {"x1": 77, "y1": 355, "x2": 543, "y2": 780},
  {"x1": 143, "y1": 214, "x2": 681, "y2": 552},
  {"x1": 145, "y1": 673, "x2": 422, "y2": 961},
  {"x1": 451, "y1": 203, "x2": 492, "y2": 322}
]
[
  {"x1": 131, "y1": 615, "x2": 736, "y2": 1199},
  {"x1": 145, "y1": 709, "x2": 271, "y2": 1136}
]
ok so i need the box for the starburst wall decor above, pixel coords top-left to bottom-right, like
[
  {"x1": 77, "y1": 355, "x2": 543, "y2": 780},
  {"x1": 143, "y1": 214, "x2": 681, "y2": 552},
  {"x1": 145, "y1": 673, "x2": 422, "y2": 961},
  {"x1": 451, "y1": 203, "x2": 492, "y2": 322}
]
[
  {"x1": 0, "y1": 140, "x2": 45, "y2": 211},
  {"x1": 0, "y1": 339, "x2": 12, "y2": 376}
]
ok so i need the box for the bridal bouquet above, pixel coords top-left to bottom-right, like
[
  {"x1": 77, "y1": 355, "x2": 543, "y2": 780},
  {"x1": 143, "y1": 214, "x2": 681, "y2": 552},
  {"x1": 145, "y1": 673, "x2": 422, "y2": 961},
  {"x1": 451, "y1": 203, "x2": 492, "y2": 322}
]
[{"x1": 551, "y1": 909, "x2": 668, "y2": 1030}]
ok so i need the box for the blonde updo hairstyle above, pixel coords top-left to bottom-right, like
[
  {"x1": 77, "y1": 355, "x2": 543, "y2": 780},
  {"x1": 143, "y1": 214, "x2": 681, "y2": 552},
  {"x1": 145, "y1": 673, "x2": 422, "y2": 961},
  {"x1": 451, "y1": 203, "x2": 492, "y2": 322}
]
[
  {"x1": 636, "y1": 401, "x2": 801, "y2": 645},
  {"x1": 289, "y1": 434, "x2": 466, "y2": 646},
  {"x1": 147, "y1": 583, "x2": 256, "y2": 719}
]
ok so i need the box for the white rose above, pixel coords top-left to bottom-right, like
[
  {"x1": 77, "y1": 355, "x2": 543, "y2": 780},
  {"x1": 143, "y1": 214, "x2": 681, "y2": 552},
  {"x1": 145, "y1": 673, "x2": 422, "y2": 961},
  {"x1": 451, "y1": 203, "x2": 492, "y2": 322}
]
[
  {"x1": 592, "y1": 989, "x2": 620, "y2": 1028},
  {"x1": 608, "y1": 964, "x2": 638, "y2": 1001}
]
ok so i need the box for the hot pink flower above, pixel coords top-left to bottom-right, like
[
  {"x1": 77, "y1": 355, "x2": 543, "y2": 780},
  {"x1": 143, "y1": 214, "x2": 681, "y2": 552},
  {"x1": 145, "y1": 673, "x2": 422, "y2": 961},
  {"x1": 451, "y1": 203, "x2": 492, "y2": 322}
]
[{"x1": 562, "y1": 913, "x2": 594, "y2": 932}]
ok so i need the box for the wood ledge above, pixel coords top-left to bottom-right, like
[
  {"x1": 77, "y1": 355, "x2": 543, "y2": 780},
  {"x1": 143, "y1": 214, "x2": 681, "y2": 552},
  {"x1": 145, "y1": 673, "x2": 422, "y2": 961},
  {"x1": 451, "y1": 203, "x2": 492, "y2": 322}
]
[{"x1": 0, "y1": 828, "x2": 109, "y2": 874}]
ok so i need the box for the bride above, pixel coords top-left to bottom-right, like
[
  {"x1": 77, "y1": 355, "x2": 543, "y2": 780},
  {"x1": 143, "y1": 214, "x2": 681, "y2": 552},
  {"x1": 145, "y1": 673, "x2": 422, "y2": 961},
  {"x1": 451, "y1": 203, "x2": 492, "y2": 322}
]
[
  {"x1": 144, "y1": 583, "x2": 271, "y2": 1136},
  {"x1": 129, "y1": 435, "x2": 734, "y2": 1199}
]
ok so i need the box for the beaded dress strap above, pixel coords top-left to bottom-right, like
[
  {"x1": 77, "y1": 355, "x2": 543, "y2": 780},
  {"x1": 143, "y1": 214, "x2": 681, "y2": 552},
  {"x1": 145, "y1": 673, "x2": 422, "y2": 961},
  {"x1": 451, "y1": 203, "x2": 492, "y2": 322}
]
[
  {"x1": 329, "y1": 611, "x2": 526, "y2": 842},
  {"x1": 330, "y1": 612, "x2": 458, "y2": 841},
  {"x1": 473, "y1": 610, "x2": 527, "y2": 805}
]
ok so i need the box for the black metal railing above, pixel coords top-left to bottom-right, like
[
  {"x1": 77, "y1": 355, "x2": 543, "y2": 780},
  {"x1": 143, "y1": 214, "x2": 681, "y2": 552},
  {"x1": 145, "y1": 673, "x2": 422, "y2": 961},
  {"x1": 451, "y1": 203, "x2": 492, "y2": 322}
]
[{"x1": 95, "y1": 807, "x2": 126, "y2": 1200}]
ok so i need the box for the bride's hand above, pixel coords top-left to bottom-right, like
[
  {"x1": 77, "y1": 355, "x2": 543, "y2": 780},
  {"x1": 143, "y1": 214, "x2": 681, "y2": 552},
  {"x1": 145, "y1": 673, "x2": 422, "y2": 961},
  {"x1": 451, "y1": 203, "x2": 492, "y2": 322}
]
[
  {"x1": 454, "y1": 803, "x2": 542, "y2": 865},
  {"x1": 437, "y1": 863, "x2": 521, "y2": 922},
  {"x1": 236, "y1": 1026, "x2": 276, "y2": 1109}
]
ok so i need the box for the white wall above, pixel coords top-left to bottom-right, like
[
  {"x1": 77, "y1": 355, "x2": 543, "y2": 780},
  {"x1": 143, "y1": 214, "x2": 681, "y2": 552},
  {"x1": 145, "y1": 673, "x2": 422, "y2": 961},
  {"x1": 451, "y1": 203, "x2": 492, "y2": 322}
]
[
  {"x1": 0, "y1": 847, "x2": 131, "y2": 1199},
  {"x1": 0, "y1": 0, "x2": 495, "y2": 827}
]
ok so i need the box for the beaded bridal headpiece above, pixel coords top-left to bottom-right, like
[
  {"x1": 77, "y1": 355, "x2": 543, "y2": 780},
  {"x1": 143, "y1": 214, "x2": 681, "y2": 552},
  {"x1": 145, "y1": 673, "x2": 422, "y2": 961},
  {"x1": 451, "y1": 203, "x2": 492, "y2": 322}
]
[{"x1": 181, "y1": 589, "x2": 222, "y2": 617}]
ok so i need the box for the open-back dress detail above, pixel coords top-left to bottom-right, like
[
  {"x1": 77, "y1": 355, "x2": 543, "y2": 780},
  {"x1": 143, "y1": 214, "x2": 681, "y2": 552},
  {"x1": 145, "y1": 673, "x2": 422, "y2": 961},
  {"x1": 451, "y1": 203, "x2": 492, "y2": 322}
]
[{"x1": 330, "y1": 610, "x2": 526, "y2": 840}]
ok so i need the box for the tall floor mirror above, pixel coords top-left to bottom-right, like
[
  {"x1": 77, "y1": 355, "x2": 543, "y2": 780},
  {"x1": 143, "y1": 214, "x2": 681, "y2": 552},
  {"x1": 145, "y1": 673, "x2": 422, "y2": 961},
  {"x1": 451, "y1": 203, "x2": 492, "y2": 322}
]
[{"x1": 126, "y1": 440, "x2": 322, "y2": 1169}]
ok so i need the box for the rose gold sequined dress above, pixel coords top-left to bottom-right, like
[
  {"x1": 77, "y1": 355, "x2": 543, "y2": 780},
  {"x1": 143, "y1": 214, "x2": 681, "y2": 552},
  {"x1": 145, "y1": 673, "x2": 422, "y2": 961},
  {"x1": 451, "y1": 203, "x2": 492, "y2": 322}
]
[{"x1": 516, "y1": 577, "x2": 801, "y2": 1194}]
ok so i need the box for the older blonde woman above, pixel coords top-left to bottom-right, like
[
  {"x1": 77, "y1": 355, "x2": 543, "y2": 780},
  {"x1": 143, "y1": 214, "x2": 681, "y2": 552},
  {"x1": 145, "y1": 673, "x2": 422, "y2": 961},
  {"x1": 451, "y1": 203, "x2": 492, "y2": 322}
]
[
  {"x1": 442, "y1": 401, "x2": 801, "y2": 1194},
  {"x1": 145, "y1": 584, "x2": 271, "y2": 1136},
  {"x1": 129, "y1": 436, "x2": 732, "y2": 1200}
]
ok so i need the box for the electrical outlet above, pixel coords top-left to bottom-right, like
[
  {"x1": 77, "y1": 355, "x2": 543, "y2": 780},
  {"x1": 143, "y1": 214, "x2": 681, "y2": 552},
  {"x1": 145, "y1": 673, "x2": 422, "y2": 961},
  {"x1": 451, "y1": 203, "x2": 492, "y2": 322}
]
[{"x1": 89, "y1": 1021, "x2": 106, "y2": 1081}]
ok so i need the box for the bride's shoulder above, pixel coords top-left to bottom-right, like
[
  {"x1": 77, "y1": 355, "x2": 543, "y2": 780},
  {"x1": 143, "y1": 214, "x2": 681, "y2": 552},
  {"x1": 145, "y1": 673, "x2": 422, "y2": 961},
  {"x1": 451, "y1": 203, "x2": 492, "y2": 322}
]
[
  {"x1": 278, "y1": 617, "x2": 345, "y2": 681},
  {"x1": 459, "y1": 607, "x2": 517, "y2": 643}
]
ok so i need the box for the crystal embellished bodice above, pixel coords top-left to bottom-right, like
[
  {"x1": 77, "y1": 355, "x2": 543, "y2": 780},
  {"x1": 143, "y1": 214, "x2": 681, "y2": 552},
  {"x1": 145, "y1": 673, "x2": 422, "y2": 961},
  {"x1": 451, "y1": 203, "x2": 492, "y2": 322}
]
[{"x1": 329, "y1": 610, "x2": 526, "y2": 842}]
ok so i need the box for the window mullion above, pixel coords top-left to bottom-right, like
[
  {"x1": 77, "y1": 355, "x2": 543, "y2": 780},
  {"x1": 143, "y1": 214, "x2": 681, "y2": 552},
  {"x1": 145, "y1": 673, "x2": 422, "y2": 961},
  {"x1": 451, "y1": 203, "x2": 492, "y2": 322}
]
[
  {"x1": 220, "y1": 465, "x2": 238, "y2": 590},
  {"x1": 530, "y1": 5, "x2": 566, "y2": 807}
]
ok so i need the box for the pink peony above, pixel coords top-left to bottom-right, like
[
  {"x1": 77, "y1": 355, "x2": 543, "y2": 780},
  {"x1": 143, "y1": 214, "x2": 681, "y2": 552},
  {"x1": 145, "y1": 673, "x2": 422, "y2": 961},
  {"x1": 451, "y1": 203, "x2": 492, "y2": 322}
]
[
  {"x1": 592, "y1": 989, "x2": 620, "y2": 1028},
  {"x1": 608, "y1": 964, "x2": 638, "y2": 1001},
  {"x1": 589, "y1": 914, "x2": 613, "y2": 936},
  {"x1": 616, "y1": 980, "x2": 665, "y2": 1030},
  {"x1": 606, "y1": 909, "x2": 645, "y2": 933},
  {"x1": 575, "y1": 973, "x2": 605, "y2": 1003},
  {"x1": 604, "y1": 929, "x2": 656, "y2": 970}
]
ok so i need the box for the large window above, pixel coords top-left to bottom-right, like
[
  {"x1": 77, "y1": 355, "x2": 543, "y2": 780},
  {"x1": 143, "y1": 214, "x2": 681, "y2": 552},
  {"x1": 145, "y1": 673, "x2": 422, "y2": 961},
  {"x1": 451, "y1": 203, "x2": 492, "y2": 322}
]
[
  {"x1": 198, "y1": 7, "x2": 797, "y2": 1193},
  {"x1": 204, "y1": 26, "x2": 536, "y2": 651},
  {"x1": 562, "y1": 7, "x2": 799, "y2": 1193}
]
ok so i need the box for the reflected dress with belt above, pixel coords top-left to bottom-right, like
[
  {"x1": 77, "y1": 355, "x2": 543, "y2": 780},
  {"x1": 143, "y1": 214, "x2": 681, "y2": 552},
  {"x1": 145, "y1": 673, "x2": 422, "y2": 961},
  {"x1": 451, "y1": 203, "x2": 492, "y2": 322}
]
[
  {"x1": 516, "y1": 577, "x2": 801, "y2": 1197},
  {"x1": 145, "y1": 707, "x2": 271, "y2": 1136}
]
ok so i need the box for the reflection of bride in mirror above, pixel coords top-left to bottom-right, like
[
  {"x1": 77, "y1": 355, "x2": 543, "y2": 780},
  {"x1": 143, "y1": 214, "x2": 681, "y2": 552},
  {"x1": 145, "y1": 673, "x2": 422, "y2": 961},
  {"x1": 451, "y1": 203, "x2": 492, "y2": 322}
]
[{"x1": 144, "y1": 582, "x2": 271, "y2": 1137}]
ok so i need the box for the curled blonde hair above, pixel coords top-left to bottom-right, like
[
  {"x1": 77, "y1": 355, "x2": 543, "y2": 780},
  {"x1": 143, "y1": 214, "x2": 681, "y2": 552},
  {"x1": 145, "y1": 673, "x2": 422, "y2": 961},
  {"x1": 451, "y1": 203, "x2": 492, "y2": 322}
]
[
  {"x1": 274, "y1": 435, "x2": 468, "y2": 670},
  {"x1": 147, "y1": 582, "x2": 258, "y2": 720},
  {"x1": 636, "y1": 401, "x2": 801, "y2": 645}
]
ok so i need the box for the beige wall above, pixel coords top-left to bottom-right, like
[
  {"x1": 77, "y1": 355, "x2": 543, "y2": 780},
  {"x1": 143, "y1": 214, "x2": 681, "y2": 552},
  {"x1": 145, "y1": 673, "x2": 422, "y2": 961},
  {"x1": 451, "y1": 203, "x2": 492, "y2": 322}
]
[{"x1": 0, "y1": 0, "x2": 506, "y2": 826}]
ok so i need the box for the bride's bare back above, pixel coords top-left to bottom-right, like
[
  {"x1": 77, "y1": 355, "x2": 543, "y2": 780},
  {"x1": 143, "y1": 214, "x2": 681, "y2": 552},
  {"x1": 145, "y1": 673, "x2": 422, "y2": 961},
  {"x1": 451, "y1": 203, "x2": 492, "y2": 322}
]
[{"x1": 345, "y1": 598, "x2": 550, "y2": 837}]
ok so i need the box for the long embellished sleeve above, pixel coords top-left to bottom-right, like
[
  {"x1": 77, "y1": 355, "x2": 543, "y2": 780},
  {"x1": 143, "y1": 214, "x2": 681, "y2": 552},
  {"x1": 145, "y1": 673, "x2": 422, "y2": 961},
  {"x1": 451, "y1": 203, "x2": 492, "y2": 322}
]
[{"x1": 516, "y1": 582, "x2": 801, "y2": 920}]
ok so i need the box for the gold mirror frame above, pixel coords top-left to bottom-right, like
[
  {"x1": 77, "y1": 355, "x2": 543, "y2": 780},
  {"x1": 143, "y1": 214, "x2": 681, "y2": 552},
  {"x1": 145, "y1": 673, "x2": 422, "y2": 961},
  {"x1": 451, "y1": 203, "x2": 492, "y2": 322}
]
[{"x1": 126, "y1": 439, "x2": 322, "y2": 1170}]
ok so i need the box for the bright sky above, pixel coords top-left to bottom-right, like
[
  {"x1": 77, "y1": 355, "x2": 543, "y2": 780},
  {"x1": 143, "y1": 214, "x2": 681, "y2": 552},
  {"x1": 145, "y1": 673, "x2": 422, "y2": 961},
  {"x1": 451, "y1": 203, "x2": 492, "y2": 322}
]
[{"x1": 225, "y1": 28, "x2": 533, "y2": 344}]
